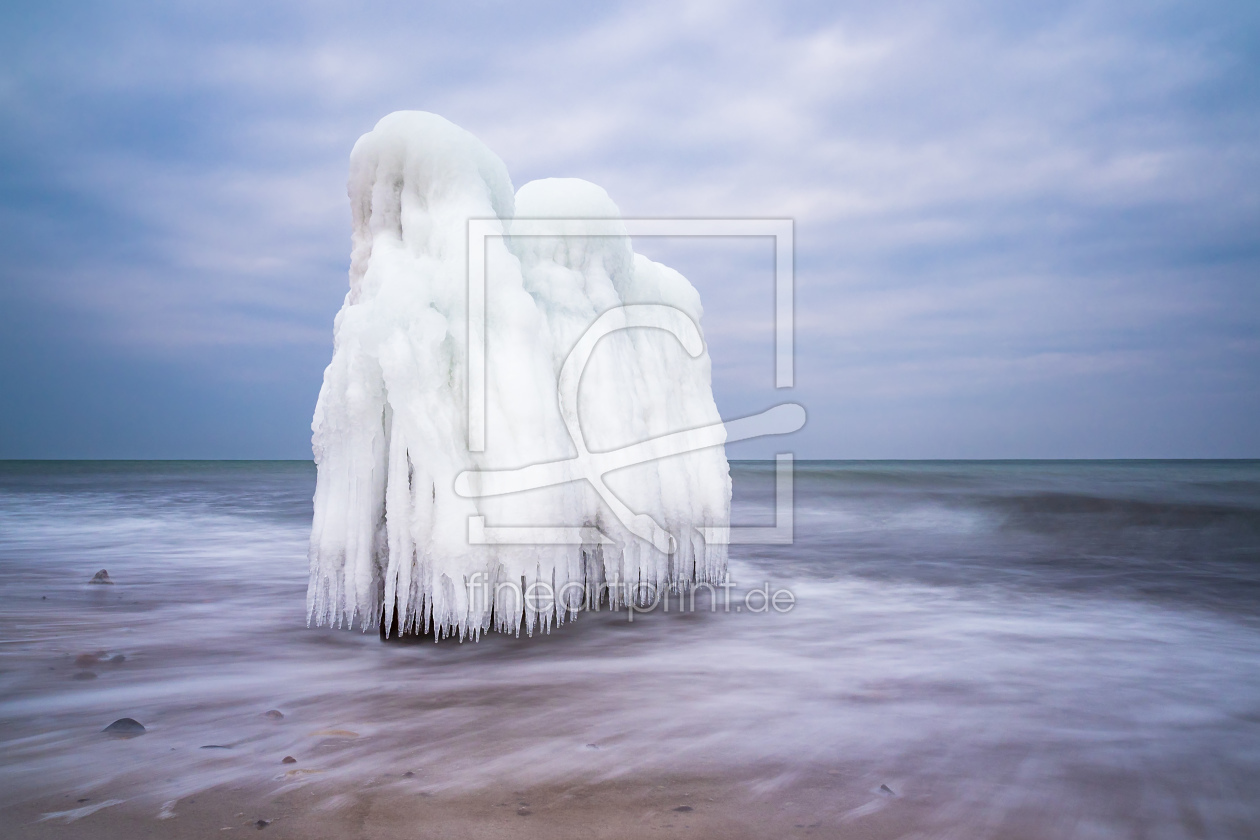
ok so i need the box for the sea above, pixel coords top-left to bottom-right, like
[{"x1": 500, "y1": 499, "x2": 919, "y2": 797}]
[{"x1": 1, "y1": 460, "x2": 1258, "y2": 837}]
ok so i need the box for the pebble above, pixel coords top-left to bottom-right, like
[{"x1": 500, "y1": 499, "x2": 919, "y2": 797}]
[
  {"x1": 880, "y1": 784, "x2": 896, "y2": 796},
  {"x1": 262, "y1": 710, "x2": 284, "y2": 720},
  {"x1": 585, "y1": 743, "x2": 599, "y2": 750},
  {"x1": 402, "y1": 771, "x2": 415, "y2": 777},
  {"x1": 102, "y1": 718, "x2": 146, "y2": 737},
  {"x1": 673, "y1": 806, "x2": 694, "y2": 813},
  {"x1": 73, "y1": 671, "x2": 98, "y2": 681},
  {"x1": 255, "y1": 819, "x2": 270, "y2": 829},
  {"x1": 201, "y1": 745, "x2": 231, "y2": 749},
  {"x1": 89, "y1": 570, "x2": 114, "y2": 585},
  {"x1": 516, "y1": 807, "x2": 532, "y2": 817},
  {"x1": 281, "y1": 756, "x2": 296, "y2": 764},
  {"x1": 110, "y1": 654, "x2": 126, "y2": 664}
]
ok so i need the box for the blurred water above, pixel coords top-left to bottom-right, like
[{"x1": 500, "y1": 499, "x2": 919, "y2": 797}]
[{"x1": 1, "y1": 460, "x2": 1258, "y2": 836}]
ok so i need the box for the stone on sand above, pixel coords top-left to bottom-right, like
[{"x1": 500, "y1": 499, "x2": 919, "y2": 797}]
[
  {"x1": 89, "y1": 570, "x2": 114, "y2": 585},
  {"x1": 102, "y1": 718, "x2": 146, "y2": 737}
]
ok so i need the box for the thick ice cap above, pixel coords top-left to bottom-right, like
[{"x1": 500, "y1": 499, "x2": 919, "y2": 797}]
[
  {"x1": 512, "y1": 178, "x2": 633, "y2": 282},
  {"x1": 351, "y1": 111, "x2": 515, "y2": 221},
  {"x1": 346, "y1": 111, "x2": 515, "y2": 296},
  {"x1": 516, "y1": 178, "x2": 624, "y2": 222}
]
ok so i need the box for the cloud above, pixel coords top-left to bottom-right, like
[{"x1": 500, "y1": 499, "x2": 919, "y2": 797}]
[{"x1": 0, "y1": 0, "x2": 1256, "y2": 456}]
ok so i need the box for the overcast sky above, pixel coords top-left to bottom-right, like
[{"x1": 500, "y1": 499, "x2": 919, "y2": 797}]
[{"x1": 1, "y1": 0, "x2": 1257, "y2": 459}]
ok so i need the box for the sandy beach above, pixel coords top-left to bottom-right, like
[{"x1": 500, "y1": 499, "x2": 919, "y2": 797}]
[{"x1": 9, "y1": 765, "x2": 943, "y2": 840}]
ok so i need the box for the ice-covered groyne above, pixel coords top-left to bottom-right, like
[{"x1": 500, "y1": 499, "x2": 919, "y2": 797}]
[{"x1": 308, "y1": 112, "x2": 730, "y2": 639}]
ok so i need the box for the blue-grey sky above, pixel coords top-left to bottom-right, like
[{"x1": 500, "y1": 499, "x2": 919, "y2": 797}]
[{"x1": 1, "y1": 0, "x2": 1257, "y2": 459}]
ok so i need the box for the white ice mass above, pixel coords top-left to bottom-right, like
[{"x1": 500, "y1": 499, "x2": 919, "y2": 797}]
[{"x1": 309, "y1": 111, "x2": 732, "y2": 639}]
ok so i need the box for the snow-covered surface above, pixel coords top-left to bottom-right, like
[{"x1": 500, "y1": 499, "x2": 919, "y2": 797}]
[{"x1": 308, "y1": 112, "x2": 730, "y2": 639}]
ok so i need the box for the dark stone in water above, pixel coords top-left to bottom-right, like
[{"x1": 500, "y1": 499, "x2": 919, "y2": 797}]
[
  {"x1": 402, "y1": 771, "x2": 415, "y2": 777},
  {"x1": 103, "y1": 718, "x2": 146, "y2": 737},
  {"x1": 262, "y1": 710, "x2": 284, "y2": 719},
  {"x1": 89, "y1": 570, "x2": 114, "y2": 585},
  {"x1": 880, "y1": 784, "x2": 896, "y2": 796},
  {"x1": 673, "y1": 806, "x2": 694, "y2": 813},
  {"x1": 282, "y1": 756, "x2": 296, "y2": 764},
  {"x1": 200, "y1": 745, "x2": 231, "y2": 749},
  {"x1": 585, "y1": 743, "x2": 599, "y2": 749},
  {"x1": 110, "y1": 654, "x2": 126, "y2": 664},
  {"x1": 73, "y1": 671, "x2": 98, "y2": 680},
  {"x1": 255, "y1": 820, "x2": 270, "y2": 829},
  {"x1": 75, "y1": 653, "x2": 102, "y2": 668}
]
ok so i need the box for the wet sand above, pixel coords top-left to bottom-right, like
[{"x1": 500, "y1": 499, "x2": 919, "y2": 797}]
[{"x1": 8, "y1": 767, "x2": 938, "y2": 840}]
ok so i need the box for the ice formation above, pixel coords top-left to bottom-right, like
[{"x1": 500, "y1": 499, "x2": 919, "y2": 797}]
[{"x1": 308, "y1": 111, "x2": 730, "y2": 639}]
